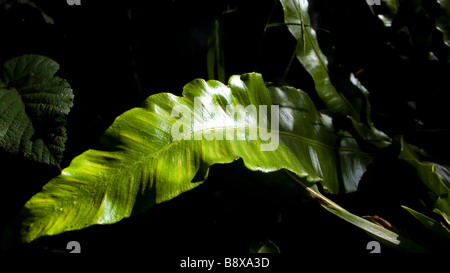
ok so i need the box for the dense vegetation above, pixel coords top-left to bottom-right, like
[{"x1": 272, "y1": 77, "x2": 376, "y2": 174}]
[{"x1": 1, "y1": 0, "x2": 449, "y2": 257}]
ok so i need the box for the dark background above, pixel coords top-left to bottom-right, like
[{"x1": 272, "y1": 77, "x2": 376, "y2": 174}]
[{"x1": 1, "y1": 0, "x2": 449, "y2": 258}]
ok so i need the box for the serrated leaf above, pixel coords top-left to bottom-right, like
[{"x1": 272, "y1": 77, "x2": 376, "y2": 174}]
[
  {"x1": 4, "y1": 73, "x2": 371, "y2": 247},
  {"x1": 3, "y1": 54, "x2": 60, "y2": 83},
  {"x1": 0, "y1": 55, "x2": 74, "y2": 164}
]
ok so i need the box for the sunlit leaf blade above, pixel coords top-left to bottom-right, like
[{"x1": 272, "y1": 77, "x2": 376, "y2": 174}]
[
  {"x1": 402, "y1": 206, "x2": 450, "y2": 243},
  {"x1": 398, "y1": 136, "x2": 450, "y2": 225},
  {"x1": 0, "y1": 55, "x2": 74, "y2": 164},
  {"x1": 4, "y1": 73, "x2": 371, "y2": 247},
  {"x1": 279, "y1": 0, "x2": 391, "y2": 148}
]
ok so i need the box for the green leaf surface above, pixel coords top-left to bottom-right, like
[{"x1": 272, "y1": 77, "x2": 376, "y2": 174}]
[
  {"x1": 4, "y1": 73, "x2": 371, "y2": 246},
  {"x1": 398, "y1": 136, "x2": 450, "y2": 225},
  {"x1": 0, "y1": 55, "x2": 74, "y2": 164}
]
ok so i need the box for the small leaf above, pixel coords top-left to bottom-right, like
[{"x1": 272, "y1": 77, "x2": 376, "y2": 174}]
[
  {"x1": 250, "y1": 239, "x2": 280, "y2": 254},
  {"x1": 0, "y1": 55, "x2": 74, "y2": 164},
  {"x1": 402, "y1": 206, "x2": 450, "y2": 243}
]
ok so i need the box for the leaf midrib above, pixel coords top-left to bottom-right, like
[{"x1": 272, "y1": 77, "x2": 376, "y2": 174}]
[
  {"x1": 62, "y1": 120, "x2": 367, "y2": 221},
  {"x1": 84, "y1": 122, "x2": 366, "y2": 207}
]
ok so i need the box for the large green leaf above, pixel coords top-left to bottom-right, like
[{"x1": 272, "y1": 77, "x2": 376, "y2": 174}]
[
  {"x1": 4, "y1": 73, "x2": 371, "y2": 247},
  {"x1": 0, "y1": 55, "x2": 74, "y2": 164},
  {"x1": 279, "y1": 0, "x2": 391, "y2": 148}
]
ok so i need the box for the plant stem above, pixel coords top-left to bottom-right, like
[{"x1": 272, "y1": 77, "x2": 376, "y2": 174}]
[{"x1": 284, "y1": 170, "x2": 344, "y2": 210}]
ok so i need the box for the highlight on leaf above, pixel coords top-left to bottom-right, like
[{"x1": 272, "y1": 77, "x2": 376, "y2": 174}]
[{"x1": 3, "y1": 73, "x2": 372, "y2": 247}]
